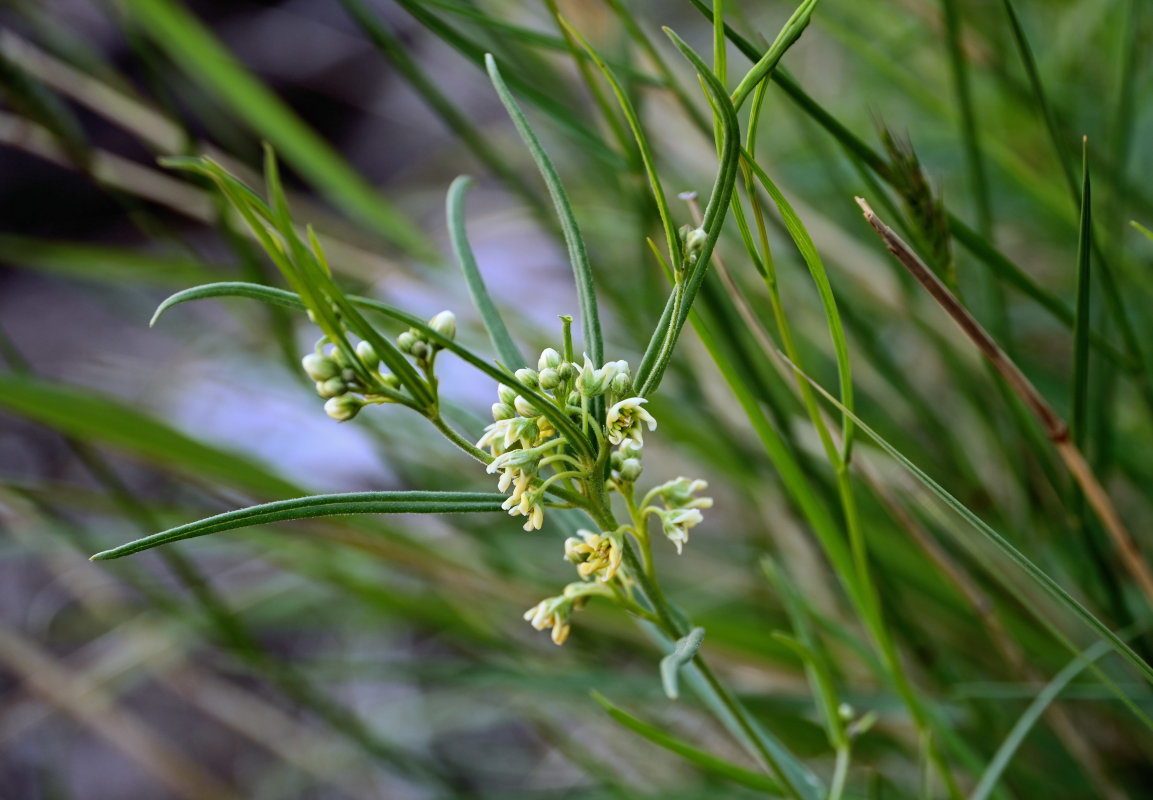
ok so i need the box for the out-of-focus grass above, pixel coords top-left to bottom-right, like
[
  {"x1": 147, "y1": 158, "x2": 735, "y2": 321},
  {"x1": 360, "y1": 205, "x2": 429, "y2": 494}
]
[{"x1": 0, "y1": 1, "x2": 1151, "y2": 798}]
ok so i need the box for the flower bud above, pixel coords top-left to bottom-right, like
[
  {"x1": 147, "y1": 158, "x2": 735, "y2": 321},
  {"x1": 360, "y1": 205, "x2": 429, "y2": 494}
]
[
  {"x1": 497, "y1": 384, "x2": 518, "y2": 407},
  {"x1": 411, "y1": 340, "x2": 429, "y2": 361},
  {"x1": 428, "y1": 310, "x2": 456, "y2": 342},
  {"x1": 380, "y1": 373, "x2": 401, "y2": 390},
  {"x1": 514, "y1": 395, "x2": 536, "y2": 418},
  {"x1": 620, "y1": 440, "x2": 644, "y2": 460},
  {"x1": 397, "y1": 331, "x2": 417, "y2": 354},
  {"x1": 538, "y1": 368, "x2": 560, "y2": 390},
  {"x1": 514, "y1": 368, "x2": 539, "y2": 389},
  {"x1": 538, "y1": 348, "x2": 561, "y2": 371},
  {"x1": 610, "y1": 372, "x2": 631, "y2": 396},
  {"x1": 566, "y1": 391, "x2": 581, "y2": 407},
  {"x1": 619, "y1": 458, "x2": 643, "y2": 482},
  {"x1": 325, "y1": 394, "x2": 363, "y2": 422},
  {"x1": 684, "y1": 226, "x2": 707, "y2": 256},
  {"x1": 341, "y1": 368, "x2": 357, "y2": 383},
  {"x1": 356, "y1": 341, "x2": 379, "y2": 369},
  {"x1": 492, "y1": 402, "x2": 516, "y2": 421},
  {"x1": 610, "y1": 451, "x2": 624, "y2": 471},
  {"x1": 556, "y1": 361, "x2": 576, "y2": 382},
  {"x1": 302, "y1": 353, "x2": 340, "y2": 382},
  {"x1": 318, "y1": 376, "x2": 347, "y2": 398}
]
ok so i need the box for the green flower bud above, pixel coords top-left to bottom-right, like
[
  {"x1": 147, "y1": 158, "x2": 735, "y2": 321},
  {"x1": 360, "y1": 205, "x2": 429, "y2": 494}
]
[
  {"x1": 381, "y1": 373, "x2": 401, "y2": 390},
  {"x1": 538, "y1": 368, "x2": 560, "y2": 390},
  {"x1": 318, "y1": 376, "x2": 347, "y2": 398},
  {"x1": 492, "y1": 402, "x2": 516, "y2": 421},
  {"x1": 397, "y1": 331, "x2": 417, "y2": 354},
  {"x1": 341, "y1": 368, "x2": 357, "y2": 383},
  {"x1": 684, "y1": 226, "x2": 707, "y2": 256},
  {"x1": 498, "y1": 384, "x2": 518, "y2": 407},
  {"x1": 356, "y1": 341, "x2": 379, "y2": 369},
  {"x1": 411, "y1": 340, "x2": 429, "y2": 361},
  {"x1": 514, "y1": 395, "x2": 536, "y2": 418},
  {"x1": 620, "y1": 440, "x2": 644, "y2": 460},
  {"x1": 566, "y1": 391, "x2": 581, "y2": 407},
  {"x1": 556, "y1": 362, "x2": 576, "y2": 382},
  {"x1": 538, "y1": 347, "x2": 561, "y2": 371},
  {"x1": 428, "y1": 310, "x2": 456, "y2": 342},
  {"x1": 610, "y1": 372, "x2": 631, "y2": 396},
  {"x1": 325, "y1": 394, "x2": 363, "y2": 422},
  {"x1": 619, "y1": 458, "x2": 643, "y2": 482},
  {"x1": 302, "y1": 353, "x2": 340, "y2": 382},
  {"x1": 514, "y1": 368, "x2": 539, "y2": 389},
  {"x1": 610, "y1": 451, "x2": 624, "y2": 471}
]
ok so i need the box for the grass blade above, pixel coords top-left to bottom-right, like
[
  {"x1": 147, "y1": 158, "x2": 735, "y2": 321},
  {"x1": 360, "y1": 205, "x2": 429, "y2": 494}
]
[
  {"x1": 446, "y1": 175, "x2": 526, "y2": 368},
  {"x1": 591, "y1": 691, "x2": 786, "y2": 796},
  {"x1": 485, "y1": 53, "x2": 602, "y2": 369},
  {"x1": 969, "y1": 641, "x2": 1113, "y2": 800},
  {"x1": 90, "y1": 491, "x2": 507, "y2": 560},
  {"x1": 0, "y1": 373, "x2": 300, "y2": 498},
  {"x1": 122, "y1": 0, "x2": 438, "y2": 260},
  {"x1": 1071, "y1": 138, "x2": 1092, "y2": 448}
]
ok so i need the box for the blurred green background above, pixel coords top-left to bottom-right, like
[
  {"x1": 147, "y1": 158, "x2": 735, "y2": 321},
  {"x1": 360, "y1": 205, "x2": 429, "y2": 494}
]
[{"x1": 1, "y1": 1, "x2": 1152, "y2": 798}]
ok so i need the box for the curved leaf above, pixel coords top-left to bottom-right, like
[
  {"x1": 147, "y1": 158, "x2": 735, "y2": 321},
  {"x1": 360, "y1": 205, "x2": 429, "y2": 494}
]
[
  {"x1": 446, "y1": 176, "x2": 525, "y2": 368},
  {"x1": 91, "y1": 491, "x2": 507, "y2": 560}
]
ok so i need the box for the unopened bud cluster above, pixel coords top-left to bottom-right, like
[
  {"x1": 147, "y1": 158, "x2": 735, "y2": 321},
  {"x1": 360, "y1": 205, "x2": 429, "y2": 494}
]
[{"x1": 302, "y1": 310, "x2": 455, "y2": 422}]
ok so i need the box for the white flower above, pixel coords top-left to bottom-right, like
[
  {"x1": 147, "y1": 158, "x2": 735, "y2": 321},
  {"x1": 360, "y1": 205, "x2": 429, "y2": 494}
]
[
  {"x1": 523, "y1": 595, "x2": 572, "y2": 645},
  {"x1": 657, "y1": 508, "x2": 703, "y2": 554},
  {"x1": 605, "y1": 397, "x2": 657, "y2": 445}
]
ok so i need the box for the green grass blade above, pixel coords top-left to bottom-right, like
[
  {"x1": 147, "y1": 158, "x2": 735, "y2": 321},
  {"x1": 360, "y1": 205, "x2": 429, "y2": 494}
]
[
  {"x1": 485, "y1": 53, "x2": 602, "y2": 368},
  {"x1": 336, "y1": 0, "x2": 543, "y2": 208},
  {"x1": 563, "y1": 21, "x2": 680, "y2": 266},
  {"x1": 743, "y1": 157, "x2": 855, "y2": 459},
  {"x1": 0, "y1": 236, "x2": 221, "y2": 287},
  {"x1": 784, "y1": 357, "x2": 1153, "y2": 686},
  {"x1": 969, "y1": 641, "x2": 1113, "y2": 800},
  {"x1": 1133, "y1": 220, "x2": 1153, "y2": 243},
  {"x1": 90, "y1": 491, "x2": 507, "y2": 560},
  {"x1": 446, "y1": 175, "x2": 526, "y2": 368},
  {"x1": 122, "y1": 0, "x2": 438, "y2": 260},
  {"x1": 729, "y1": 0, "x2": 821, "y2": 111},
  {"x1": 1071, "y1": 139, "x2": 1092, "y2": 447},
  {"x1": 0, "y1": 373, "x2": 300, "y2": 498},
  {"x1": 591, "y1": 691, "x2": 786, "y2": 796}
]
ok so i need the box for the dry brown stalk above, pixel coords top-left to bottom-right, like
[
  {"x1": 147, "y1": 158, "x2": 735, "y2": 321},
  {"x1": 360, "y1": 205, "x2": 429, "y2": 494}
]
[{"x1": 855, "y1": 195, "x2": 1153, "y2": 608}]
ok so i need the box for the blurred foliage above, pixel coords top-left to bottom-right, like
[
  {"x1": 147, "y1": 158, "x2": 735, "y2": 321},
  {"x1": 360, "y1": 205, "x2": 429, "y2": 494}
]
[{"x1": 1, "y1": 0, "x2": 1153, "y2": 798}]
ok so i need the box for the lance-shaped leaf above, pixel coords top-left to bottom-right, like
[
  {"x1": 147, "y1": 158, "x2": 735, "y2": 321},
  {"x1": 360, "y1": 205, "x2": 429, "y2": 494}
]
[
  {"x1": 91, "y1": 491, "x2": 507, "y2": 560},
  {"x1": 660, "y1": 626, "x2": 705, "y2": 700}
]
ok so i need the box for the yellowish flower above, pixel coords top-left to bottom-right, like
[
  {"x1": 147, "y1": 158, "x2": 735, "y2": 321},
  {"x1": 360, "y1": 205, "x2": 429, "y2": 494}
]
[{"x1": 606, "y1": 397, "x2": 657, "y2": 445}]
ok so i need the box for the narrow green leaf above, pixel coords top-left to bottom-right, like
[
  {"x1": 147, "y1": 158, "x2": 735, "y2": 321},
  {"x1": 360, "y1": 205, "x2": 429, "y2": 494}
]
[
  {"x1": 446, "y1": 176, "x2": 526, "y2": 368},
  {"x1": 122, "y1": 0, "x2": 439, "y2": 260},
  {"x1": 635, "y1": 28, "x2": 741, "y2": 398},
  {"x1": 729, "y1": 0, "x2": 821, "y2": 111},
  {"x1": 0, "y1": 236, "x2": 221, "y2": 287},
  {"x1": 91, "y1": 491, "x2": 507, "y2": 560},
  {"x1": 485, "y1": 53, "x2": 602, "y2": 368},
  {"x1": 562, "y1": 21, "x2": 680, "y2": 267},
  {"x1": 743, "y1": 157, "x2": 855, "y2": 459},
  {"x1": 970, "y1": 641, "x2": 1113, "y2": 800},
  {"x1": 591, "y1": 691, "x2": 786, "y2": 796},
  {"x1": 0, "y1": 374, "x2": 300, "y2": 498},
  {"x1": 1132, "y1": 220, "x2": 1153, "y2": 243},
  {"x1": 660, "y1": 627, "x2": 705, "y2": 700},
  {"x1": 1070, "y1": 139, "x2": 1092, "y2": 448}
]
